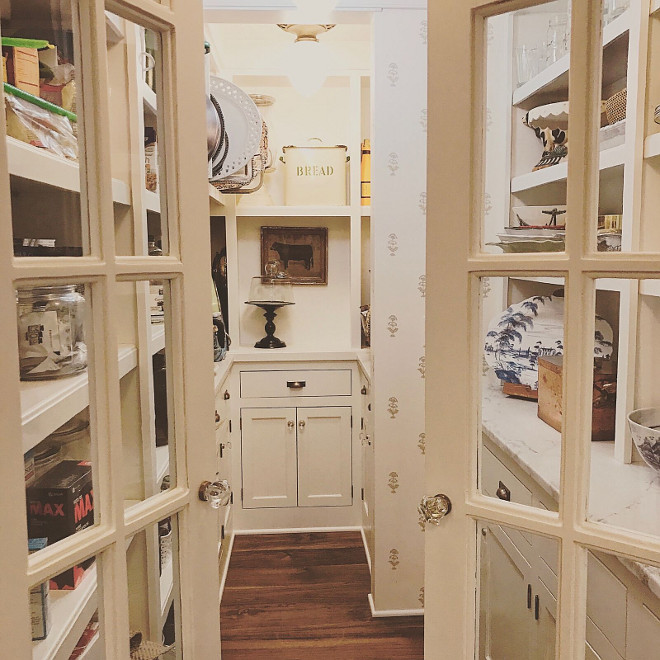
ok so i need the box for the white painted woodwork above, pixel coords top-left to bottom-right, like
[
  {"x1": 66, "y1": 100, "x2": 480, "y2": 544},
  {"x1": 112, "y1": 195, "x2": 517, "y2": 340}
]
[
  {"x1": 240, "y1": 369, "x2": 352, "y2": 398},
  {"x1": 588, "y1": 553, "x2": 628, "y2": 657},
  {"x1": 626, "y1": 599, "x2": 660, "y2": 660},
  {"x1": 297, "y1": 407, "x2": 353, "y2": 507},
  {"x1": 241, "y1": 407, "x2": 298, "y2": 508}
]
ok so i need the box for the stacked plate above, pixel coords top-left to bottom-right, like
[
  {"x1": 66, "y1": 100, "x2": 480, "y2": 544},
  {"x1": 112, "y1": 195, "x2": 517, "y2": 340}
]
[{"x1": 489, "y1": 228, "x2": 565, "y2": 253}]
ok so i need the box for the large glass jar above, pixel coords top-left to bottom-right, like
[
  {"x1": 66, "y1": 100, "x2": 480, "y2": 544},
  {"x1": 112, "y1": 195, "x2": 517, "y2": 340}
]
[{"x1": 17, "y1": 284, "x2": 87, "y2": 380}]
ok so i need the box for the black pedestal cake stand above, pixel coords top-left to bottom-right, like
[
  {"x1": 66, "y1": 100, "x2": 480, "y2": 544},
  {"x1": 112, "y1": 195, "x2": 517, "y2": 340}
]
[{"x1": 245, "y1": 301, "x2": 294, "y2": 349}]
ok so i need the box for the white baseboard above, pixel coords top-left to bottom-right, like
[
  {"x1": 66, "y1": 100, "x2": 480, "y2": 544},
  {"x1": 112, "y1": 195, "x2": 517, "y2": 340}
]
[
  {"x1": 219, "y1": 532, "x2": 235, "y2": 601},
  {"x1": 360, "y1": 527, "x2": 372, "y2": 574},
  {"x1": 235, "y1": 525, "x2": 363, "y2": 535},
  {"x1": 368, "y1": 593, "x2": 424, "y2": 618}
]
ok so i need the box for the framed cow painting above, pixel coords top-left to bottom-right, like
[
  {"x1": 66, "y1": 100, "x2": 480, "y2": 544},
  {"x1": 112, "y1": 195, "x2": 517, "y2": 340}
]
[{"x1": 260, "y1": 226, "x2": 328, "y2": 285}]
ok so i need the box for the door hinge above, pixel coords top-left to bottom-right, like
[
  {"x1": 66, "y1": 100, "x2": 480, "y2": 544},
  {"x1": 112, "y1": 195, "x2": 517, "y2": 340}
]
[
  {"x1": 361, "y1": 487, "x2": 364, "y2": 501},
  {"x1": 229, "y1": 419, "x2": 232, "y2": 433}
]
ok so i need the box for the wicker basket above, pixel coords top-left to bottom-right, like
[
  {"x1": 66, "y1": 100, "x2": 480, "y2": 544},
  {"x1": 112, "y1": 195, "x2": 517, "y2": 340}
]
[{"x1": 604, "y1": 89, "x2": 627, "y2": 125}]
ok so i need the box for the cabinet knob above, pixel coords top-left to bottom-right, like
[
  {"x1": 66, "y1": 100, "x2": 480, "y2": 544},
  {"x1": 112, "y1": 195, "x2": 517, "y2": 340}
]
[
  {"x1": 299, "y1": 420, "x2": 306, "y2": 430},
  {"x1": 361, "y1": 386, "x2": 368, "y2": 395},
  {"x1": 224, "y1": 390, "x2": 230, "y2": 400},
  {"x1": 496, "y1": 481, "x2": 511, "y2": 502},
  {"x1": 287, "y1": 381, "x2": 306, "y2": 389},
  {"x1": 288, "y1": 420, "x2": 295, "y2": 429},
  {"x1": 215, "y1": 411, "x2": 221, "y2": 423}
]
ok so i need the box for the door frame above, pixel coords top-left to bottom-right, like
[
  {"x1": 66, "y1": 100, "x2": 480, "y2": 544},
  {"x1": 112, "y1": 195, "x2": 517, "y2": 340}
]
[{"x1": 426, "y1": 0, "x2": 660, "y2": 657}]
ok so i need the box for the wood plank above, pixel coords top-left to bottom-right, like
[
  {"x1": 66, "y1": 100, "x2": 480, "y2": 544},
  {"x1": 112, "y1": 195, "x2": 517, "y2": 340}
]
[{"x1": 220, "y1": 532, "x2": 424, "y2": 659}]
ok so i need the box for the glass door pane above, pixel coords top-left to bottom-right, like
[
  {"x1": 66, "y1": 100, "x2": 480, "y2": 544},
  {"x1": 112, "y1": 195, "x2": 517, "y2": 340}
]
[{"x1": 3, "y1": 0, "x2": 92, "y2": 256}]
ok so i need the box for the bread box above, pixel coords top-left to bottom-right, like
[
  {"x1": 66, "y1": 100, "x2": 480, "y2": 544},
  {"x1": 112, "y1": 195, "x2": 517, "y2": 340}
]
[
  {"x1": 537, "y1": 356, "x2": 616, "y2": 441},
  {"x1": 281, "y1": 141, "x2": 348, "y2": 206}
]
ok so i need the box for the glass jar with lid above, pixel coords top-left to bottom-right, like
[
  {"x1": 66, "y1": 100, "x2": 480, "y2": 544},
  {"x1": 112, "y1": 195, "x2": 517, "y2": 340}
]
[{"x1": 16, "y1": 284, "x2": 87, "y2": 380}]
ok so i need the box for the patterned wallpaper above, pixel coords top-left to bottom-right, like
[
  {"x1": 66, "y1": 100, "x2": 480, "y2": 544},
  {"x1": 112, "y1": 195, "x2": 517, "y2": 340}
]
[{"x1": 371, "y1": 8, "x2": 427, "y2": 613}]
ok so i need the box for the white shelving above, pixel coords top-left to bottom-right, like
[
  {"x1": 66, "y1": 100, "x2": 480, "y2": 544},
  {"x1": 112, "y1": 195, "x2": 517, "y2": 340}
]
[
  {"x1": 209, "y1": 183, "x2": 225, "y2": 207},
  {"x1": 22, "y1": 345, "x2": 137, "y2": 454},
  {"x1": 510, "y1": 276, "x2": 626, "y2": 293},
  {"x1": 159, "y1": 555, "x2": 174, "y2": 624},
  {"x1": 644, "y1": 131, "x2": 660, "y2": 159},
  {"x1": 640, "y1": 280, "x2": 660, "y2": 297},
  {"x1": 32, "y1": 564, "x2": 98, "y2": 660},
  {"x1": 511, "y1": 144, "x2": 625, "y2": 193},
  {"x1": 652, "y1": 0, "x2": 660, "y2": 16},
  {"x1": 235, "y1": 205, "x2": 352, "y2": 217},
  {"x1": 155, "y1": 444, "x2": 170, "y2": 486},
  {"x1": 512, "y1": 12, "x2": 631, "y2": 107},
  {"x1": 76, "y1": 632, "x2": 101, "y2": 660},
  {"x1": 105, "y1": 12, "x2": 124, "y2": 45},
  {"x1": 151, "y1": 324, "x2": 166, "y2": 354},
  {"x1": 144, "y1": 190, "x2": 161, "y2": 214},
  {"x1": 7, "y1": 138, "x2": 131, "y2": 206},
  {"x1": 142, "y1": 82, "x2": 157, "y2": 117}
]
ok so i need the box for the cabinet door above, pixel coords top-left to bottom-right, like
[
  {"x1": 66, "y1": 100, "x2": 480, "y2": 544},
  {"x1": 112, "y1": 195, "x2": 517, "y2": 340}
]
[
  {"x1": 297, "y1": 407, "x2": 352, "y2": 507},
  {"x1": 480, "y1": 526, "x2": 533, "y2": 659},
  {"x1": 626, "y1": 598, "x2": 660, "y2": 660},
  {"x1": 241, "y1": 408, "x2": 297, "y2": 508}
]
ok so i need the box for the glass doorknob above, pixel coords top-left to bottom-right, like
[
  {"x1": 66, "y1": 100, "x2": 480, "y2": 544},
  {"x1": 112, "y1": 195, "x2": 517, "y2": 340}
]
[
  {"x1": 199, "y1": 480, "x2": 231, "y2": 509},
  {"x1": 418, "y1": 494, "x2": 452, "y2": 525}
]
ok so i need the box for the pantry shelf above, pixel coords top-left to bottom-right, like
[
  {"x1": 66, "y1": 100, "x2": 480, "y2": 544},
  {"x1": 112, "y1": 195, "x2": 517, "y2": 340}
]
[
  {"x1": 7, "y1": 138, "x2": 131, "y2": 206},
  {"x1": 21, "y1": 345, "x2": 138, "y2": 454},
  {"x1": 512, "y1": 11, "x2": 630, "y2": 108},
  {"x1": 144, "y1": 190, "x2": 160, "y2": 214},
  {"x1": 208, "y1": 183, "x2": 226, "y2": 207},
  {"x1": 644, "y1": 132, "x2": 660, "y2": 159},
  {"x1": 155, "y1": 444, "x2": 170, "y2": 486},
  {"x1": 511, "y1": 144, "x2": 625, "y2": 193},
  {"x1": 142, "y1": 83, "x2": 157, "y2": 117},
  {"x1": 235, "y1": 205, "x2": 352, "y2": 217},
  {"x1": 32, "y1": 564, "x2": 98, "y2": 660},
  {"x1": 160, "y1": 554, "x2": 174, "y2": 625},
  {"x1": 510, "y1": 276, "x2": 625, "y2": 293},
  {"x1": 151, "y1": 324, "x2": 166, "y2": 354},
  {"x1": 105, "y1": 11, "x2": 125, "y2": 45}
]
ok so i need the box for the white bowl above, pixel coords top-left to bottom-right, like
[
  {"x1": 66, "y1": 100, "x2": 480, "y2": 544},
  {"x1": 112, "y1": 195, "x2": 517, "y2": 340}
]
[{"x1": 627, "y1": 408, "x2": 660, "y2": 474}]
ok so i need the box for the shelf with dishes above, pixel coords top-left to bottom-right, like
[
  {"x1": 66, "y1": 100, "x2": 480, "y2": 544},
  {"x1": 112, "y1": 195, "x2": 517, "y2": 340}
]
[
  {"x1": 512, "y1": 11, "x2": 630, "y2": 108},
  {"x1": 7, "y1": 137, "x2": 131, "y2": 206},
  {"x1": 511, "y1": 143, "x2": 625, "y2": 193},
  {"x1": 509, "y1": 276, "x2": 626, "y2": 293}
]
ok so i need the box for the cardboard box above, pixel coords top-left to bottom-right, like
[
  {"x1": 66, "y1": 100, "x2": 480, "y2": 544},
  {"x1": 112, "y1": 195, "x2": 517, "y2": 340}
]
[
  {"x1": 26, "y1": 460, "x2": 94, "y2": 589},
  {"x1": 28, "y1": 538, "x2": 50, "y2": 640},
  {"x1": 538, "y1": 356, "x2": 617, "y2": 442},
  {"x1": 2, "y1": 46, "x2": 40, "y2": 96}
]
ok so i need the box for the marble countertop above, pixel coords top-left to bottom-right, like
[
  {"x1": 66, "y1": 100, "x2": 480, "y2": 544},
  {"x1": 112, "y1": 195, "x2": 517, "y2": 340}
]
[{"x1": 482, "y1": 379, "x2": 660, "y2": 599}]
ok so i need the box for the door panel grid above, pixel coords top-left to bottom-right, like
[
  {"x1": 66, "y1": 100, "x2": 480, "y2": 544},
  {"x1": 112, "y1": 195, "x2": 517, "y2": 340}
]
[{"x1": 427, "y1": 0, "x2": 660, "y2": 657}]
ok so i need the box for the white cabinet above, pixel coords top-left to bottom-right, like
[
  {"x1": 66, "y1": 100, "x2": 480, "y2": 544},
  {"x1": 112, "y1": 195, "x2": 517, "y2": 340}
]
[
  {"x1": 241, "y1": 407, "x2": 298, "y2": 508},
  {"x1": 241, "y1": 406, "x2": 352, "y2": 509}
]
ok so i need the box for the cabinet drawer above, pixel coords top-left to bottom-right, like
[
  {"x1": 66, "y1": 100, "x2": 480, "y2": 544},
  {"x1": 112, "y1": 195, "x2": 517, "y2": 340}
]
[
  {"x1": 587, "y1": 552, "x2": 627, "y2": 658},
  {"x1": 481, "y1": 446, "x2": 532, "y2": 507},
  {"x1": 240, "y1": 369, "x2": 352, "y2": 398}
]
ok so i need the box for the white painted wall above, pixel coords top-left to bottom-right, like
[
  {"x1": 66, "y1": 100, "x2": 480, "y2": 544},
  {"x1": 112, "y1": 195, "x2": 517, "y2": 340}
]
[
  {"x1": 371, "y1": 7, "x2": 427, "y2": 613},
  {"x1": 236, "y1": 216, "x2": 353, "y2": 350}
]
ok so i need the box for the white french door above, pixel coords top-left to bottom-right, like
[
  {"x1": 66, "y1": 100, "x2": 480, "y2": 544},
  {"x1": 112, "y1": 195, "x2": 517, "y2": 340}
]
[
  {"x1": 426, "y1": 0, "x2": 660, "y2": 658},
  {"x1": 0, "y1": 0, "x2": 222, "y2": 658}
]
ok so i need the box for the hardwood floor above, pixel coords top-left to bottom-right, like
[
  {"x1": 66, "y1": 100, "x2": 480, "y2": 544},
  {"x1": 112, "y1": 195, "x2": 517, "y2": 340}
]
[{"x1": 220, "y1": 532, "x2": 424, "y2": 660}]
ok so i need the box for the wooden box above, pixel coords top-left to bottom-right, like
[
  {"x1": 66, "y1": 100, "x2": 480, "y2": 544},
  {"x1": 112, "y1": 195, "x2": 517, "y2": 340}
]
[
  {"x1": 2, "y1": 46, "x2": 40, "y2": 96},
  {"x1": 538, "y1": 356, "x2": 616, "y2": 442}
]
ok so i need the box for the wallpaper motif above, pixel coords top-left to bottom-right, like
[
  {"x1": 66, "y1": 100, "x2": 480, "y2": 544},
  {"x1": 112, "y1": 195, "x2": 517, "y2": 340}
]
[{"x1": 372, "y1": 8, "x2": 427, "y2": 613}]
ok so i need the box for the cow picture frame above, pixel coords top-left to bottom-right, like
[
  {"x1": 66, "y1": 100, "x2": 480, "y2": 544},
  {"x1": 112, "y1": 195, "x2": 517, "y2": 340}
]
[{"x1": 260, "y1": 226, "x2": 328, "y2": 285}]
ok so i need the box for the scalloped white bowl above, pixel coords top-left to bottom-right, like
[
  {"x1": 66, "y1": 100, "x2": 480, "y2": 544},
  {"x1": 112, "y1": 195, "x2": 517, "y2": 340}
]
[{"x1": 627, "y1": 408, "x2": 660, "y2": 474}]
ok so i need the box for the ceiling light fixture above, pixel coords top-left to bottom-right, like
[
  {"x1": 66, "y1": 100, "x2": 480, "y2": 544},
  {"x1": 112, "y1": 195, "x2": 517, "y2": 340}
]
[{"x1": 279, "y1": 23, "x2": 335, "y2": 98}]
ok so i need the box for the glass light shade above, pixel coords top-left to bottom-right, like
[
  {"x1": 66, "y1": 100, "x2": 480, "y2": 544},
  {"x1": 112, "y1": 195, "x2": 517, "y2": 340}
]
[
  {"x1": 247, "y1": 277, "x2": 294, "y2": 305},
  {"x1": 285, "y1": 39, "x2": 331, "y2": 97},
  {"x1": 293, "y1": 0, "x2": 337, "y2": 22}
]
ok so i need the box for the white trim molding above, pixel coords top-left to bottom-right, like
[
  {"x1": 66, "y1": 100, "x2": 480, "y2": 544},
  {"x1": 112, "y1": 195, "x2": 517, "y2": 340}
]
[{"x1": 368, "y1": 593, "x2": 424, "y2": 618}]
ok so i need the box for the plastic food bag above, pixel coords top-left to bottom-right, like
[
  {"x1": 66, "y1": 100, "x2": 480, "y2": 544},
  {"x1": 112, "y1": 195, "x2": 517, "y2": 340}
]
[{"x1": 5, "y1": 89, "x2": 77, "y2": 160}]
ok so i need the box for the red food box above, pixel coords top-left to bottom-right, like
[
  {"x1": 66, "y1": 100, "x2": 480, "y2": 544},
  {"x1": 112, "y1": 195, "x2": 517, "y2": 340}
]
[{"x1": 26, "y1": 460, "x2": 94, "y2": 589}]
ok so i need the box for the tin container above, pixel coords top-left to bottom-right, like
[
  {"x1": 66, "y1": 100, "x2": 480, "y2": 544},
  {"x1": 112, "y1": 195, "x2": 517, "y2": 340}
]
[
  {"x1": 281, "y1": 141, "x2": 348, "y2": 206},
  {"x1": 17, "y1": 284, "x2": 87, "y2": 380}
]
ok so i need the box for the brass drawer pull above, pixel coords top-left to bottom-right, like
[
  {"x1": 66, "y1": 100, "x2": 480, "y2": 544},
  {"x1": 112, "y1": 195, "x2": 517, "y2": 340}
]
[{"x1": 287, "y1": 381, "x2": 306, "y2": 389}]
